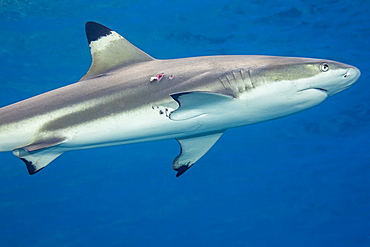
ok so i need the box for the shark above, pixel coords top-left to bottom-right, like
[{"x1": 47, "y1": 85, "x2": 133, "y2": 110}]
[{"x1": 0, "y1": 22, "x2": 361, "y2": 176}]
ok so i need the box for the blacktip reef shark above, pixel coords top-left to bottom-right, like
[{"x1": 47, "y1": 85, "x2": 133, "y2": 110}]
[{"x1": 0, "y1": 22, "x2": 360, "y2": 177}]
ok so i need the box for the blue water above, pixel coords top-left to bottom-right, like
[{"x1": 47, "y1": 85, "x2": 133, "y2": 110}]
[{"x1": 0, "y1": 0, "x2": 369, "y2": 246}]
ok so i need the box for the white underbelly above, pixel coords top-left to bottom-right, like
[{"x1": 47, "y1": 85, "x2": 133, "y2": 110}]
[
  {"x1": 59, "y1": 106, "x2": 200, "y2": 150},
  {"x1": 59, "y1": 81, "x2": 328, "y2": 151}
]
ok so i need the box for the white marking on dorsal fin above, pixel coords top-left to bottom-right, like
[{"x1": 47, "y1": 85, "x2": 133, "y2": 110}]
[
  {"x1": 173, "y1": 131, "x2": 224, "y2": 177},
  {"x1": 80, "y1": 22, "x2": 155, "y2": 81}
]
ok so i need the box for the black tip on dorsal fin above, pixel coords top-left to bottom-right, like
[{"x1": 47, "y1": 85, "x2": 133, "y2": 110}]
[{"x1": 85, "y1": 21, "x2": 112, "y2": 44}]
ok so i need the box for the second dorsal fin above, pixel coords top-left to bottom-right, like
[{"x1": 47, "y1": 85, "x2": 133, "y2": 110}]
[{"x1": 80, "y1": 21, "x2": 154, "y2": 81}]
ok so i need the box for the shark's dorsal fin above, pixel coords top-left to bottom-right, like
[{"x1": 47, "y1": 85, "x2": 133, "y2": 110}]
[
  {"x1": 80, "y1": 21, "x2": 154, "y2": 81},
  {"x1": 173, "y1": 131, "x2": 224, "y2": 177}
]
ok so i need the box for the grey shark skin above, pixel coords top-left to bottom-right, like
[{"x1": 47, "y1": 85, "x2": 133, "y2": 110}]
[{"x1": 0, "y1": 22, "x2": 361, "y2": 176}]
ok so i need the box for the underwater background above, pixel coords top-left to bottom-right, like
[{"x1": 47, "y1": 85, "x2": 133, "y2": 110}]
[{"x1": 0, "y1": 0, "x2": 369, "y2": 246}]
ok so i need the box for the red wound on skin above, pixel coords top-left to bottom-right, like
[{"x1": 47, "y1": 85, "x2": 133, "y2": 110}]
[
  {"x1": 157, "y1": 73, "x2": 164, "y2": 80},
  {"x1": 150, "y1": 73, "x2": 165, "y2": 82}
]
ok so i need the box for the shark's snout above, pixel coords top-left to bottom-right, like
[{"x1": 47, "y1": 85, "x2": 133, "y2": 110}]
[
  {"x1": 325, "y1": 65, "x2": 361, "y2": 96},
  {"x1": 346, "y1": 67, "x2": 361, "y2": 84}
]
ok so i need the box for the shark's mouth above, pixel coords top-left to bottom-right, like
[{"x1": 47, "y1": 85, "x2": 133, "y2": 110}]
[
  {"x1": 314, "y1": 88, "x2": 328, "y2": 93},
  {"x1": 299, "y1": 88, "x2": 328, "y2": 94}
]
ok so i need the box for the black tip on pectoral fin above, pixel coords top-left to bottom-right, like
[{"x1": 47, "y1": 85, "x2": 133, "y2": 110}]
[
  {"x1": 175, "y1": 164, "x2": 193, "y2": 177},
  {"x1": 20, "y1": 158, "x2": 43, "y2": 175}
]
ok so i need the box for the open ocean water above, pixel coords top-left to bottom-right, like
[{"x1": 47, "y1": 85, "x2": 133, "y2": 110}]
[{"x1": 0, "y1": 0, "x2": 369, "y2": 246}]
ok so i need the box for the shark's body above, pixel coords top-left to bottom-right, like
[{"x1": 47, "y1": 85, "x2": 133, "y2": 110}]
[{"x1": 0, "y1": 22, "x2": 360, "y2": 176}]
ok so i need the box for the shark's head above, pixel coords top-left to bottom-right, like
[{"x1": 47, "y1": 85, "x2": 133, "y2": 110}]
[
  {"x1": 296, "y1": 59, "x2": 361, "y2": 97},
  {"x1": 250, "y1": 57, "x2": 361, "y2": 97},
  {"x1": 230, "y1": 56, "x2": 362, "y2": 123}
]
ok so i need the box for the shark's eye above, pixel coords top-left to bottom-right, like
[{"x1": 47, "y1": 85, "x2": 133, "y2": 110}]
[{"x1": 320, "y1": 62, "x2": 330, "y2": 72}]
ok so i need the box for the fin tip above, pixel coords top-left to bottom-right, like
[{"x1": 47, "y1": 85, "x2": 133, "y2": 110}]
[
  {"x1": 175, "y1": 164, "x2": 192, "y2": 177},
  {"x1": 85, "y1": 21, "x2": 112, "y2": 44},
  {"x1": 20, "y1": 158, "x2": 39, "y2": 175}
]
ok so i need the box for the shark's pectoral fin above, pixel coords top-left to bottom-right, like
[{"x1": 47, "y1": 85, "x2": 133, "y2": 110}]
[
  {"x1": 173, "y1": 131, "x2": 224, "y2": 177},
  {"x1": 80, "y1": 22, "x2": 154, "y2": 81},
  {"x1": 12, "y1": 137, "x2": 67, "y2": 175},
  {"x1": 169, "y1": 92, "x2": 234, "y2": 121}
]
